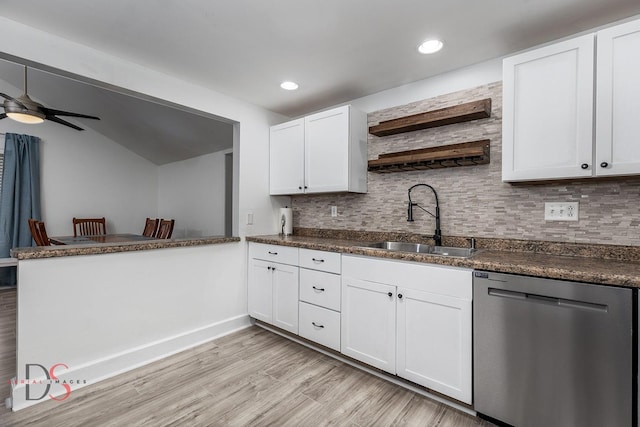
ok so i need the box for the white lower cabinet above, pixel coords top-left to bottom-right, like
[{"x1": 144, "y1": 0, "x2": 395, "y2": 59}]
[
  {"x1": 341, "y1": 255, "x2": 473, "y2": 404},
  {"x1": 341, "y1": 277, "x2": 396, "y2": 373},
  {"x1": 396, "y1": 287, "x2": 472, "y2": 403},
  {"x1": 271, "y1": 263, "x2": 299, "y2": 333},
  {"x1": 248, "y1": 243, "x2": 473, "y2": 405},
  {"x1": 248, "y1": 244, "x2": 299, "y2": 334}
]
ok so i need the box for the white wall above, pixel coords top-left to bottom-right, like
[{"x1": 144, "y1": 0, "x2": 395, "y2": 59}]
[
  {"x1": 0, "y1": 77, "x2": 158, "y2": 237},
  {"x1": 158, "y1": 149, "x2": 228, "y2": 237},
  {"x1": 349, "y1": 58, "x2": 503, "y2": 114}
]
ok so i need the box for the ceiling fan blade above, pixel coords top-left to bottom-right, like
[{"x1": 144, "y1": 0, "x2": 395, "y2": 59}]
[
  {"x1": 41, "y1": 107, "x2": 100, "y2": 120},
  {"x1": 46, "y1": 115, "x2": 85, "y2": 131},
  {"x1": 0, "y1": 113, "x2": 6, "y2": 120}
]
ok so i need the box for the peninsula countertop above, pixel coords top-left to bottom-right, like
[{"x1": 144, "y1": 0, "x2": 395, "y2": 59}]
[
  {"x1": 12, "y1": 236, "x2": 241, "y2": 260},
  {"x1": 246, "y1": 233, "x2": 640, "y2": 288}
]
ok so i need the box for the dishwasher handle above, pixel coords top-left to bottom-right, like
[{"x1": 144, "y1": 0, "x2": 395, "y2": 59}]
[{"x1": 488, "y1": 287, "x2": 608, "y2": 313}]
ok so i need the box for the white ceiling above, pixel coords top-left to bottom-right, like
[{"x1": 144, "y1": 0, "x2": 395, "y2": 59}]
[{"x1": 1, "y1": 0, "x2": 639, "y2": 118}]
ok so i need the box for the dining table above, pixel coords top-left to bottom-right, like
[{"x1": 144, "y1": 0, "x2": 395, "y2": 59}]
[{"x1": 49, "y1": 233, "x2": 158, "y2": 245}]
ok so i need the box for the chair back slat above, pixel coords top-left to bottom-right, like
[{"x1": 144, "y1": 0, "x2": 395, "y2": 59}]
[
  {"x1": 73, "y1": 217, "x2": 107, "y2": 237},
  {"x1": 28, "y1": 218, "x2": 51, "y2": 246},
  {"x1": 156, "y1": 219, "x2": 175, "y2": 239},
  {"x1": 142, "y1": 218, "x2": 159, "y2": 237}
]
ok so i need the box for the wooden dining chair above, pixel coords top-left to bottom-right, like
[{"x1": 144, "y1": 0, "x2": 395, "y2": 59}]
[
  {"x1": 73, "y1": 217, "x2": 107, "y2": 237},
  {"x1": 142, "y1": 217, "x2": 159, "y2": 237},
  {"x1": 156, "y1": 219, "x2": 175, "y2": 239},
  {"x1": 28, "y1": 218, "x2": 51, "y2": 246}
]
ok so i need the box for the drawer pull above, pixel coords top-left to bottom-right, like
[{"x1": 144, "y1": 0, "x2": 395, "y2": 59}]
[
  {"x1": 312, "y1": 322, "x2": 325, "y2": 329},
  {"x1": 268, "y1": 251, "x2": 278, "y2": 255},
  {"x1": 312, "y1": 258, "x2": 325, "y2": 263},
  {"x1": 312, "y1": 286, "x2": 325, "y2": 292}
]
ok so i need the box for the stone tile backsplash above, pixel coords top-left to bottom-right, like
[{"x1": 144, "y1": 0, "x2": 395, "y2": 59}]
[{"x1": 292, "y1": 82, "x2": 640, "y2": 246}]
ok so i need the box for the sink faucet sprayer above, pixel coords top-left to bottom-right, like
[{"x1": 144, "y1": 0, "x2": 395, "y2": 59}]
[{"x1": 407, "y1": 183, "x2": 442, "y2": 246}]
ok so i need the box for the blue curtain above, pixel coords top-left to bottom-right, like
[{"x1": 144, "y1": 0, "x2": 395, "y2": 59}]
[{"x1": 0, "y1": 133, "x2": 41, "y2": 286}]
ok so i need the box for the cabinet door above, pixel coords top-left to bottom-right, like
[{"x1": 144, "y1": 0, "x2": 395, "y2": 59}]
[
  {"x1": 272, "y1": 263, "x2": 299, "y2": 334},
  {"x1": 341, "y1": 277, "x2": 396, "y2": 374},
  {"x1": 270, "y1": 118, "x2": 305, "y2": 195},
  {"x1": 247, "y1": 259, "x2": 273, "y2": 323},
  {"x1": 304, "y1": 106, "x2": 350, "y2": 193},
  {"x1": 396, "y1": 287, "x2": 472, "y2": 404},
  {"x1": 596, "y1": 19, "x2": 640, "y2": 177},
  {"x1": 502, "y1": 34, "x2": 594, "y2": 181}
]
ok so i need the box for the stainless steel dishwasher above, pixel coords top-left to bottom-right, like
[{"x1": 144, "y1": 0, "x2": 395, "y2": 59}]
[{"x1": 473, "y1": 271, "x2": 634, "y2": 427}]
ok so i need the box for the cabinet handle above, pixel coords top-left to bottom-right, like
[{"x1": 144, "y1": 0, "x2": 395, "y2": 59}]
[
  {"x1": 304, "y1": 185, "x2": 308, "y2": 189},
  {"x1": 298, "y1": 186, "x2": 302, "y2": 190},
  {"x1": 311, "y1": 258, "x2": 325, "y2": 263},
  {"x1": 387, "y1": 292, "x2": 393, "y2": 297},
  {"x1": 312, "y1": 286, "x2": 325, "y2": 292},
  {"x1": 268, "y1": 251, "x2": 278, "y2": 255},
  {"x1": 312, "y1": 322, "x2": 324, "y2": 328},
  {"x1": 580, "y1": 163, "x2": 589, "y2": 170},
  {"x1": 267, "y1": 266, "x2": 271, "y2": 270},
  {"x1": 398, "y1": 293, "x2": 403, "y2": 299},
  {"x1": 600, "y1": 161, "x2": 609, "y2": 168}
]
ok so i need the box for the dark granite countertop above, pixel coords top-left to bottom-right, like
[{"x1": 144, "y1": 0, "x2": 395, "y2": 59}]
[
  {"x1": 11, "y1": 236, "x2": 241, "y2": 260},
  {"x1": 246, "y1": 233, "x2": 640, "y2": 288}
]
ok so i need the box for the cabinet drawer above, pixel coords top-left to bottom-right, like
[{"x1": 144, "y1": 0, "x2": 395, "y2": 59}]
[
  {"x1": 299, "y1": 302, "x2": 341, "y2": 352},
  {"x1": 299, "y1": 269, "x2": 341, "y2": 311},
  {"x1": 299, "y1": 249, "x2": 341, "y2": 273},
  {"x1": 249, "y1": 243, "x2": 298, "y2": 265}
]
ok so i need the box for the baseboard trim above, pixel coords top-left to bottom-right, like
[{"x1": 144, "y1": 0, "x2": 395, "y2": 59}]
[{"x1": 11, "y1": 314, "x2": 252, "y2": 411}]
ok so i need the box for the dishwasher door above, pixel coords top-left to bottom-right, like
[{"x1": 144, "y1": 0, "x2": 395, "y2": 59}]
[{"x1": 474, "y1": 271, "x2": 634, "y2": 427}]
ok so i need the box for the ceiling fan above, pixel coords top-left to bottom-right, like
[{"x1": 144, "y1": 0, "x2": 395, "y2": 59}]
[{"x1": 0, "y1": 66, "x2": 100, "y2": 131}]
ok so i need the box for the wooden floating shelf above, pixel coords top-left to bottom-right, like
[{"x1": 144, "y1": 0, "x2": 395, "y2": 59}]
[
  {"x1": 369, "y1": 98, "x2": 492, "y2": 137},
  {"x1": 368, "y1": 139, "x2": 490, "y2": 173}
]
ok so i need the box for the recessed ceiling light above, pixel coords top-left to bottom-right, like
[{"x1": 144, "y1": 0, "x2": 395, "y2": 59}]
[
  {"x1": 418, "y1": 39, "x2": 444, "y2": 54},
  {"x1": 280, "y1": 81, "x2": 299, "y2": 90}
]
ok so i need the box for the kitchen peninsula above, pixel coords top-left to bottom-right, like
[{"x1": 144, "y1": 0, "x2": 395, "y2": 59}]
[{"x1": 9, "y1": 236, "x2": 243, "y2": 411}]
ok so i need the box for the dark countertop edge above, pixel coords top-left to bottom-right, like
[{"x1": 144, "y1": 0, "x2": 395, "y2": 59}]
[
  {"x1": 246, "y1": 235, "x2": 640, "y2": 289},
  {"x1": 11, "y1": 236, "x2": 241, "y2": 260}
]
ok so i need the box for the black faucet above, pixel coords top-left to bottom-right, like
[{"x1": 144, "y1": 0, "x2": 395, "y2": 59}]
[{"x1": 407, "y1": 183, "x2": 442, "y2": 246}]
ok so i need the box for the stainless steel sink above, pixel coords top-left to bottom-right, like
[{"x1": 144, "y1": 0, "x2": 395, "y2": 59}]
[{"x1": 361, "y1": 241, "x2": 478, "y2": 258}]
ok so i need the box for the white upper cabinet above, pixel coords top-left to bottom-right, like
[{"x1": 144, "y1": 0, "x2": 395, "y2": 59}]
[
  {"x1": 269, "y1": 105, "x2": 368, "y2": 195},
  {"x1": 502, "y1": 18, "x2": 640, "y2": 182},
  {"x1": 596, "y1": 19, "x2": 640, "y2": 177},
  {"x1": 269, "y1": 118, "x2": 305, "y2": 194},
  {"x1": 502, "y1": 35, "x2": 595, "y2": 181}
]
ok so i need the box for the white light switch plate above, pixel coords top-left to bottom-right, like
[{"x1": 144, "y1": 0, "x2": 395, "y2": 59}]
[{"x1": 544, "y1": 202, "x2": 579, "y2": 221}]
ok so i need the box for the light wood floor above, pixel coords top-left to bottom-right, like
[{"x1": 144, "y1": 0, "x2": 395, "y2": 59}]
[{"x1": 0, "y1": 288, "x2": 491, "y2": 426}]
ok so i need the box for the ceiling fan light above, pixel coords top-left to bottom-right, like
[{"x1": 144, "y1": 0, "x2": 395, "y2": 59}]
[{"x1": 6, "y1": 112, "x2": 45, "y2": 124}]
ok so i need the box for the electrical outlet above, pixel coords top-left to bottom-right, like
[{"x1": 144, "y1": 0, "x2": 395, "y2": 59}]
[
  {"x1": 544, "y1": 202, "x2": 579, "y2": 221},
  {"x1": 330, "y1": 206, "x2": 338, "y2": 217}
]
